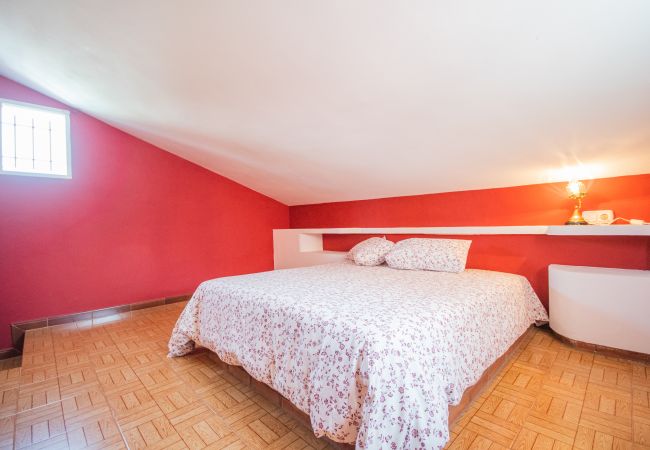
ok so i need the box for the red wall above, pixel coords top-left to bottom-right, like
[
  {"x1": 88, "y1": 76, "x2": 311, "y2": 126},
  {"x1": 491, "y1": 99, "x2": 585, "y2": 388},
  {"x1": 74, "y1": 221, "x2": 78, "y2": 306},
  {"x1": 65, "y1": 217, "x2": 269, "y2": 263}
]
[
  {"x1": 0, "y1": 77, "x2": 289, "y2": 349},
  {"x1": 2, "y1": 75, "x2": 649, "y2": 350},
  {"x1": 290, "y1": 175, "x2": 650, "y2": 309}
]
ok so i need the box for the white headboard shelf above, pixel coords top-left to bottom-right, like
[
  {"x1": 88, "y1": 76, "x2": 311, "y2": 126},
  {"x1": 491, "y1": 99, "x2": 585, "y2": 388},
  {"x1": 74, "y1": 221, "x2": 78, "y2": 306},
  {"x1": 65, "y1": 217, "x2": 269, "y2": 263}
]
[
  {"x1": 546, "y1": 225, "x2": 650, "y2": 236},
  {"x1": 283, "y1": 226, "x2": 548, "y2": 235},
  {"x1": 273, "y1": 226, "x2": 650, "y2": 269}
]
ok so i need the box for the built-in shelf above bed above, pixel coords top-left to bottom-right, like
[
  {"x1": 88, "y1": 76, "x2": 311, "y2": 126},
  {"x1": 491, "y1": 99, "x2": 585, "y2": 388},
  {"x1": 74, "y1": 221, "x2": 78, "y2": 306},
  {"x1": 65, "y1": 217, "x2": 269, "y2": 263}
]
[
  {"x1": 284, "y1": 226, "x2": 548, "y2": 235},
  {"x1": 546, "y1": 225, "x2": 650, "y2": 236},
  {"x1": 282, "y1": 225, "x2": 650, "y2": 236},
  {"x1": 273, "y1": 226, "x2": 650, "y2": 269}
]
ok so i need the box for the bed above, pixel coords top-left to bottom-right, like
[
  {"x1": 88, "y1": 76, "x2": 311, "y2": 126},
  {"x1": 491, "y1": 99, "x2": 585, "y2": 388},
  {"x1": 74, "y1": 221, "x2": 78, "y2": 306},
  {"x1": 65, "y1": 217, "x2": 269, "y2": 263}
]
[{"x1": 168, "y1": 261, "x2": 548, "y2": 449}]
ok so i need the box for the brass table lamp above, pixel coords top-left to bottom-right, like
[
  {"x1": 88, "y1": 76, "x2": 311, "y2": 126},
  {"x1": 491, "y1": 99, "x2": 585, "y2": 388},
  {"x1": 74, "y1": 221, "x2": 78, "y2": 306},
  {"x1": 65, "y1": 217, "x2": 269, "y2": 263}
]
[{"x1": 565, "y1": 180, "x2": 588, "y2": 225}]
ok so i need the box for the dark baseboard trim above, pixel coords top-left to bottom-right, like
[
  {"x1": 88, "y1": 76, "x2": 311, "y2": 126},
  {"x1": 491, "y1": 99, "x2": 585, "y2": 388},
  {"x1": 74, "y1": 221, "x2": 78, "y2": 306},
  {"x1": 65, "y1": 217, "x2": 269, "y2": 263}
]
[
  {"x1": 0, "y1": 347, "x2": 20, "y2": 360},
  {"x1": 5, "y1": 294, "x2": 191, "y2": 359},
  {"x1": 551, "y1": 329, "x2": 650, "y2": 363}
]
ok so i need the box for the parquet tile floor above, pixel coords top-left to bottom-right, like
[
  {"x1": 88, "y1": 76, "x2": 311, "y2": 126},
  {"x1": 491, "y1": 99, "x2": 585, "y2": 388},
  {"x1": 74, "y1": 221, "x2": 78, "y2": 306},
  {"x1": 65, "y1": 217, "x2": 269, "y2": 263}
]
[
  {"x1": 446, "y1": 329, "x2": 650, "y2": 450},
  {"x1": 0, "y1": 301, "x2": 648, "y2": 449}
]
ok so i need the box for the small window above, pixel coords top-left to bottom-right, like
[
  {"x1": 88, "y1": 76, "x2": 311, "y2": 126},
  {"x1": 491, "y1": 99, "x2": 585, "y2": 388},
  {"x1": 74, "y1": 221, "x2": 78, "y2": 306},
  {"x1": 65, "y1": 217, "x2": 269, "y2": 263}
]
[{"x1": 0, "y1": 99, "x2": 71, "y2": 178}]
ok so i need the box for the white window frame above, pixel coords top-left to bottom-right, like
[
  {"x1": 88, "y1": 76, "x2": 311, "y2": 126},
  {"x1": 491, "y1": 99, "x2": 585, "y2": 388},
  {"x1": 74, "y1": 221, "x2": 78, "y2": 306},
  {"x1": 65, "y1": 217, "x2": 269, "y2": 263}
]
[{"x1": 0, "y1": 98, "x2": 72, "y2": 179}]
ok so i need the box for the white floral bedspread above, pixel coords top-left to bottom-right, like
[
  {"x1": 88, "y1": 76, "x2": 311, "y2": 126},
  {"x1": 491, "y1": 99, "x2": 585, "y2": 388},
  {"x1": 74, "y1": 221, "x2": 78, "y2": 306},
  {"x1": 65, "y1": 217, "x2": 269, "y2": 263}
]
[{"x1": 168, "y1": 262, "x2": 548, "y2": 449}]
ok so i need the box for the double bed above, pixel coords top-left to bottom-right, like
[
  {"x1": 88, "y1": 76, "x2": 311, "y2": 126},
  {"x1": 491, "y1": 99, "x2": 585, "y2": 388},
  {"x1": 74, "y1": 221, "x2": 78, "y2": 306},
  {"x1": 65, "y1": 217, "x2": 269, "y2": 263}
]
[{"x1": 169, "y1": 261, "x2": 548, "y2": 449}]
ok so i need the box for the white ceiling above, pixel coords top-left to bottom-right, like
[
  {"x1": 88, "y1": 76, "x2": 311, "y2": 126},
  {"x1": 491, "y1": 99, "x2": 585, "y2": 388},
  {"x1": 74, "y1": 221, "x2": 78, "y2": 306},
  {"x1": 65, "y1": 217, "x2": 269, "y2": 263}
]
[{"x1": 1, "y1": 1, "x2": 649, "y2": 205}]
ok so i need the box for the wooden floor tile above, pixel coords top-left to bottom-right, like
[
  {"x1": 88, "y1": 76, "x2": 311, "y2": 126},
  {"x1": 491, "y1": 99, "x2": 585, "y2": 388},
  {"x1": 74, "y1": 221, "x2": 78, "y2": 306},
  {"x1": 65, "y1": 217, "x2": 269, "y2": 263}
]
[
  {"x1": 542, "y1": 366, "x2": 588, "y2": 404},
  {"x1": 0, "y1": 367, "x2": 20, "y2": 391},
  {"x1": 65, "y1": 413, "x2": 126, "y2": 449},
  {"x1": 147, "y1": 340, "x2": 173, "y2": 359},
  {"x1": 527, "y1": 331, "x2": 558, "y2": 350},
  {"x1": 635, "y1": 423, "x2": 650, "y2": 447},
  {"x1": 17, "y1": 378, "x2": 61, "y2": 412},
  {"x1": 235, "y1": 409, "x2": 299, "y2": 448},
  {"x1": 118, "y1": 404, "x2": 186, "y2": 449},
  {"x1": 479, "y1": 392, "x2": 530, "y2": 428},
  {"x1": 0, "y1": 386, "x2": 18, "y2": 418},
  {"x1": 14, "y1": 402, "x2": 66, "y2": 449},
  {"x1": 89, "y1": 350, "x2": 127, "y2": 372},
  {"x1": 7, "y1": 305, "x2": 650, "y2": 449},
  {"x1": 53, "y1": 337, "x2": 85, "y2": 354},
  {"x1": 589, "y1": 361, "x2": 632, "y2": 392},
  {"x1": 632, "y1": 363, "x2": 650, "y2": 388},
  {"x1": 521, "y1": 392, "x2": 579, "y2": 446},
  {"x1": 22, "y1": 333, "x2": 53, "y2": 355},
  {"x1": 108, "y1": 328, "x2": 143, "y2": 343},
  {"x1": 167, "y1": 401, "x2": 244, "y2": 449},
  {"x1": 0, "y1": 415, "x2": 14, "y2": 449},
  {"x1": 516, "y1": 347, "x2": 557, "y2": 372},
  {"x1": 178, "y1": 362, "x2": 229, "y2": 394},
  {"x1": 75, "y1": 327, "x2": 110, "y2": 343},
  {"x1": 114, "y1": 337, "x2": 153, "y2": 355},
  {"x1": 580, "y1": 384, "x2": 633, "y2": 441},
  {"x1": 465, "y1": 411, "x2": 520, "y2": 447},
  {"x1": 168, "y1": 352, "x2": 216, "y2": 374},
  {"x1": 492, "y1": 366, "x2": 544, "y2": 408},
  {"x1": 61, "y1": 385, "x2": 110, "y2": 430},
  {"x1": 21, "y1": 351, "x2": 56, "y2": 370},
  {"x1": 110, "y1": 325, "x2": 163, "y2": 344},
  {"x1": 0, "y1": 370, "x2": 20, "y2": 420},
  {"x1": 512, "y1": 426, "x2": 572, "y2": 450},
  {"x1": 20, "y1": 364, "x2": 58, "y2": 385},
  {"x1": 138, "y1": 364, "x2": 187, "y2": 398},
  {"x1": 20, "y1": 433, "x2": 69, "y2": 449},
  {"x1": 82, "y1": 337, "x2": 117, "y2": 356},
  {"x1": 124, "y1": 350, "x2": 165, "y2": 373},
  {"x1": 447, "y1": 428, "x2": 480, "y2": 450},
  {"x1": 58, "y1": 365, "x2": 100, "y2": 399},
  {"x1": 151, "y1": 384, "x2": 198, "y2": 416},
  {"x1": 553, "y1": 349, "x2": 594, "y2": 375},
  {"x1": 633, "y1": 385, "x2": 650, "y2": 447},
  {"x1": 56, "y1": 351, "x2": 91, "y2": 372},
  {"x1": 96, "y1": 365, "x2": 139, "y2": 395},
  {"x1": 48, "y1": 325, "x2": 79, "y2": 338},
  {"x1": 106, "y1": 380, "x2": 158, "y2": 420},
  {"x1": 201, "y1": 379, "x2": 259, "y2": 424}
]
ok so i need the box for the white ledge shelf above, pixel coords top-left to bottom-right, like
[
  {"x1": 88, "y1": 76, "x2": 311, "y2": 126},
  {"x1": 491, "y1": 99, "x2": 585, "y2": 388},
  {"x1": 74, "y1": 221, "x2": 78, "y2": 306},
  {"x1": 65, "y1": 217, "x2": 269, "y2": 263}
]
[
  {"x1": 273, "y1": 226, "x2": 650, "y2": 269},
  {"x1": 546, "y1": 225, "x2": 650, "y2": 236},
  {"x1": 281, "y1": 225, "x2": 650, "y2": 236}
]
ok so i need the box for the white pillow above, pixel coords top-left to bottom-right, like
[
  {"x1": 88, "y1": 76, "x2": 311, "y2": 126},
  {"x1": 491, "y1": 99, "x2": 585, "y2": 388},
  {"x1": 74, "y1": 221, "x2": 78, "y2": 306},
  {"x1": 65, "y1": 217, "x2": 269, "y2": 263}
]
[
  {"x1": 348, "y1": 237, "x2": 395, "y2": 266},
  {"x1": 384, "y1": 238, "x2": 471, "y2": 273}
]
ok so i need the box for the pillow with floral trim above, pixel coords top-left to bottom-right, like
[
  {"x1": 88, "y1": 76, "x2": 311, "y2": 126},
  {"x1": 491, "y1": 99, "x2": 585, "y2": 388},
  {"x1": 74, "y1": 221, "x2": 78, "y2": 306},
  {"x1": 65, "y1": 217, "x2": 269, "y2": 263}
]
[
  {"x1": 384, "y1": 238, "x2": 471, "y2": 273},
  {"x1": 348, "y1": 237, "x2": 395, "y2": 266}
]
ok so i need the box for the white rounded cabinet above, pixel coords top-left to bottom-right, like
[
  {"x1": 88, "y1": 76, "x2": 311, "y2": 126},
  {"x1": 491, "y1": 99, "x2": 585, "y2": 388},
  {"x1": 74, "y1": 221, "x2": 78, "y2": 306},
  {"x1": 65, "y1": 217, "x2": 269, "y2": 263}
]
[{"x1": 549, "y1": 264, "x2": 650, "y2": 355}]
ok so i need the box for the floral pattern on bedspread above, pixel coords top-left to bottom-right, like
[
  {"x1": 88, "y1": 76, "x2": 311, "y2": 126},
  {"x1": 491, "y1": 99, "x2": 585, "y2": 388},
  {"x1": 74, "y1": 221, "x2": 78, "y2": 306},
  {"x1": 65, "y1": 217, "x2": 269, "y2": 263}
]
[{"x1": 168, "y1": 262, "x2": 548, "y2": 449}]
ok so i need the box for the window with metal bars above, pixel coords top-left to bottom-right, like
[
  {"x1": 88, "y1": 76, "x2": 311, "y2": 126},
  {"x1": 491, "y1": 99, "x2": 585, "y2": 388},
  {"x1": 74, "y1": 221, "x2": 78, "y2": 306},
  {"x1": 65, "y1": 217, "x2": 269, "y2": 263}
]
[{"x1": 0, "y1": 99, "x2": 71, "y2": 178}]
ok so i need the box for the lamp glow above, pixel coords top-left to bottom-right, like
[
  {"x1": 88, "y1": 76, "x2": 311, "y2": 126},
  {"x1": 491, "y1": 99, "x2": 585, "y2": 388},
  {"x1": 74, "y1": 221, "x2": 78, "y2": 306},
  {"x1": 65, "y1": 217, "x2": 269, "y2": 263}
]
[
  {"x1": 566, "y1": 180, "x2": 586, "y2": 197},
  {"x1": 565, "y1": 180, "x2": 588, "y2": 225}
]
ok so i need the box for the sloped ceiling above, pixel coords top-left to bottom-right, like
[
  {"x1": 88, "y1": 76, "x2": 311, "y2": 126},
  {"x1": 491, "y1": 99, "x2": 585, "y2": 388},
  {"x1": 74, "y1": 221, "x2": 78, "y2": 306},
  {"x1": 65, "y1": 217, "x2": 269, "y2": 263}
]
[{"x1": 1, "y1": 1, "x2": 649, "y2": 205}]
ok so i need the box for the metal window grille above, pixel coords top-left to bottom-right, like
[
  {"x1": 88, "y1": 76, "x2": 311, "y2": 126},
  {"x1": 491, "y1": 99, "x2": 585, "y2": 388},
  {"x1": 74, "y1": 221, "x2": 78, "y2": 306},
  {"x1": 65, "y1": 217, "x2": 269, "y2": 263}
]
[{"x1": 0, "y1": 99, "x2": 71, "y2": 178}]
